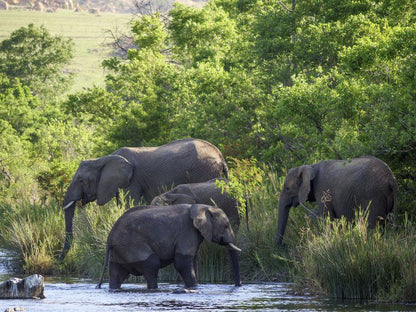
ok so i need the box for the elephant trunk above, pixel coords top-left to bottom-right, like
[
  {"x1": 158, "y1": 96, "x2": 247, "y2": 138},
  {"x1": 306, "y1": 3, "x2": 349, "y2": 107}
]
[
  {"x1": 276, "y1": 196, "x2": 291, "y2": 246},
  {"x1": 60, "y1": 201, "x2": 75, "y2": 260},
  {"x1": 227, "y1": 247, "x2": 241, "y2": 287}
]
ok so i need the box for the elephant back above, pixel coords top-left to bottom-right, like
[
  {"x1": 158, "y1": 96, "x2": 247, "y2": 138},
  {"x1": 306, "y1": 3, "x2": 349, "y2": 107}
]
[{"x1": 114, "y1": 139, "x2": 228, "y2": 201}]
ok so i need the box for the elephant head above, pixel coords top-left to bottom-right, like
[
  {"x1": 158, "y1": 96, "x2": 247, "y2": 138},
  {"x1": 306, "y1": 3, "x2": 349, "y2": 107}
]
[
  {"x1": 190, "y1": 205, "x2": 241, "y2": 286},
  {"x1": 151, "y1": 186, "x2": 197, "y2": 206},
  {"x1": 60, "y1": 155, "x2": 134, "y2": 260},
  {"x1": 276, "y1": 165, "x2": 316, "y2": 246}
]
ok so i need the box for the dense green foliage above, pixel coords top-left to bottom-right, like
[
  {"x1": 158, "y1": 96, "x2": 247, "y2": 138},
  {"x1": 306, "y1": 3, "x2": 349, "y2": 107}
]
[
  {"x1": 1, "y1": 0, "x2": 416, "y2": 302},
  {"x1": 65, "y1": 0, "x2": 416, "y2": 208},
  {"x1": 0, "y1": 24, "x2": 74, "y2": 98}
]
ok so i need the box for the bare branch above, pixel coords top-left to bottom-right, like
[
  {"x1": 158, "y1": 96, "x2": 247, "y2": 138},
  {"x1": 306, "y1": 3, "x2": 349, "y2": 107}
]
[
  {"x1": 277, "y1": 0, "x2": 292, "y2": 13},
  {"x1": 103, "y1": 27, "x2": 136, "y2": 59}
]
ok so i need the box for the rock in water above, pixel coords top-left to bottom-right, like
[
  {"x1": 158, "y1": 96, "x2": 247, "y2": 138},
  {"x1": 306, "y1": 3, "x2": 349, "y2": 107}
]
[{"x1": 0, "y1": 274, "x2": 45, "y2": 299}]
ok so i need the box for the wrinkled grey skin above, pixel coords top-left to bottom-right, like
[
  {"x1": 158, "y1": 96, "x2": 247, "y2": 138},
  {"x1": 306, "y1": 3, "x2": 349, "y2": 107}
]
[
  {"x1": 96, "y1": 204, "x2": 241, "y2": 290},
  {"x1": 0, "y1": 274, "x2": 45, "y2": 299},
  {"x1": 150, "y1": 178, "x2": 240, "y2": 230},
  {"x1": 60, "y1": 139, "x2": 228, "y2": 260},
  {"x1": 276, "y1": 156, "x2": 398, "y2": 246}
]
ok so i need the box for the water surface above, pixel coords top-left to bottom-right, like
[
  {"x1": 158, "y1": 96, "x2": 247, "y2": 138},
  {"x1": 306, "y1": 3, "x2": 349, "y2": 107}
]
[
  {"x1": 1, "y1": 281, "x2": 415, "y2": 312},
  {"x1": 1, "y1": 250, "x2": 415, "y2": 311}
]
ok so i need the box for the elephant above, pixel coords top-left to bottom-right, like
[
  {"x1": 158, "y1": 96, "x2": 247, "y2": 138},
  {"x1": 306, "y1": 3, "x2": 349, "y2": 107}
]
[
  {"x1": 0, "y1": 274, "x2": 45, "y2": 299},
  {"x1": 150, "y1": 178, "x2": 240, "y2": 230},
  {"x1": 276, "y1": 156, "x2": 398, "y2": 246},
  {"x1": 60, "y1": 138, "x2": 228, "y2": 260},
  {"x1": 96, "y1": 204, "x2": 242, "y2": 290}
]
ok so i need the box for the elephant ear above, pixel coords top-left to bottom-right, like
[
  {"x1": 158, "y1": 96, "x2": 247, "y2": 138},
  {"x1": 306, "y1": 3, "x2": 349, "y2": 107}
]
[
  {"x1": 298, "y1": 165, "x2": 316, "y2": 204},
  {"x1": 96, "y1": 155, "x2": 134, "y2": 205},
  {"x1": 190, "y1": 205, "x2": 213, "y2": 241}
]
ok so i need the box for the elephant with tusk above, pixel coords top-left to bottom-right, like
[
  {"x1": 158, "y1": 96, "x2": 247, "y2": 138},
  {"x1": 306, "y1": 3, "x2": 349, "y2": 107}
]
[
  {"x1": 60, "y1": 138, "x2": 228, "y2": 260},
  {"x1": 96, "y1": 204, "x2": 242, "y2": 290}
]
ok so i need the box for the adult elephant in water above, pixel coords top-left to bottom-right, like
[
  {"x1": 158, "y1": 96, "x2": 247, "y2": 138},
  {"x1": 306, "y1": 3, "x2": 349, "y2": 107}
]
[
  {"x1": 276, "y1": 156, "x2": 398, "y2": 246},
  {"x1": 60, "y1": 138, "x2": 228, "y2": 260}
]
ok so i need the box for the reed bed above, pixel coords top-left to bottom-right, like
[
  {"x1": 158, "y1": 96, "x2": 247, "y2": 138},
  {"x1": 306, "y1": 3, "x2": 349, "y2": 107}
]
[
  {"x1": 296, "y1": 212, "x2": 416, "y2": 302},
  {"x1": 0, "y1": 201, "x2": 64, "y2": 274},
  {"x1": 1, "y1": 167, "x2": 415, "y2": 303}
]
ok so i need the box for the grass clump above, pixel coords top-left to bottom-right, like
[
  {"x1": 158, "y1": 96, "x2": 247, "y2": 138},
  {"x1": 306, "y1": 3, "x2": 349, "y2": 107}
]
[
  {"x1": 236, "y1": 169, "x2": 302, "y2": 282},
  {"x1": 296, "y1": 211, "x2": 416, "y2": 302},
  {"x1": 0, "y1": 200, "x2": 64, "y2": 275},
  {"x1": 68, "y1": 201, "x2": 126, "y2": 277}
]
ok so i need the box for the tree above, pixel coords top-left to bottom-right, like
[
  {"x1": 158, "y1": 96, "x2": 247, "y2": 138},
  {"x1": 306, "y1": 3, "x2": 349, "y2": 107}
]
[
  {"x1": 102, "y1": 12, "x2": 179, "y2": 147},
  {"x1": 0, "y1": 24, "x2": 74, "y2": 98}
]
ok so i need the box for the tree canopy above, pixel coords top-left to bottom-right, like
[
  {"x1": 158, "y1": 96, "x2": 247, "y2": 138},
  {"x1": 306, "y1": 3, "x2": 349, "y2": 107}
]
[
  {"x1": 0, "y1": 24, "x2": 74, "y2": 98},
  {"x1": 1, "y1": 0, "x2": 416, "y2": 213}
]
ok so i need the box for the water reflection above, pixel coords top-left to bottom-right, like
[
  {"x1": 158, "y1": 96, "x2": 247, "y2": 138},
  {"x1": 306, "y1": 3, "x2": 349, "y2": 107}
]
[{"x1": 1, "y1": 281, "x2": 415, "y2": 312}]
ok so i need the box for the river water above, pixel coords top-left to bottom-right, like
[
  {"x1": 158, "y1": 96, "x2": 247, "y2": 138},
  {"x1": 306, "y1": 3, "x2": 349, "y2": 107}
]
[{"x1": 1, "y1": 250, "x2": 415, "y2": 311}]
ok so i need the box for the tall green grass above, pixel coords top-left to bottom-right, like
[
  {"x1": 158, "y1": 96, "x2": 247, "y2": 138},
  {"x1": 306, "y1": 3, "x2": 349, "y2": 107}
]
[
  {"x1": 236, "y1": 169, "x2": 295, "y2": 282},
  {"x1": 296, "y1": 211, "x2": 416, "y2": 302},
  {"x1": 0, "y1": 201, "x2": 65, "y2": 275}
]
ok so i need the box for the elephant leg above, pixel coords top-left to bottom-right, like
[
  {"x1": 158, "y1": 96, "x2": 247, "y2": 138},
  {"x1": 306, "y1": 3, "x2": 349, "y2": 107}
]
[
  {"x1": 140, "y1": 254, "x2": 161, "y2": 289},
  {"x1": 193, "y1": 255, "x2": 199, "y2": 280},
  {"x1": 366, "y1": 198, "x2": 386, "y2": 228},
  {"x1": 174, "y1": 253, "x2": 197, "y2": 288},
  {"x1": 109, "y1": 261, "x2": 129, "y2": 289}
]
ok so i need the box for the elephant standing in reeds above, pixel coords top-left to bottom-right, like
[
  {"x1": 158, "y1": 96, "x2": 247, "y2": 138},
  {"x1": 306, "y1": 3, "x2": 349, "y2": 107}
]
[
  {"x1": 276, "y1": 156, "x2": 398, "y2": 245},
  {"x1": 60, "y1": 138, "x2": 229, "y2": 259}
]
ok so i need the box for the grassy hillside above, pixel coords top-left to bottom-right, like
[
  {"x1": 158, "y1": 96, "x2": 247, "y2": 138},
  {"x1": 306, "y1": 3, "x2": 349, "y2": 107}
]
[{"x1": 0, "y1": 9, "x2": 132, "y2": 92}]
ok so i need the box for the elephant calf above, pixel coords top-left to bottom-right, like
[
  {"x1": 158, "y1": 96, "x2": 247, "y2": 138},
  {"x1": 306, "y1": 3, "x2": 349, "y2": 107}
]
[
  {"x1": 97, "y1": 204, "x2": 241, "y2": 290},
  {"x1": 150, "y1": 178, "x2": 240, "y2": 230}
]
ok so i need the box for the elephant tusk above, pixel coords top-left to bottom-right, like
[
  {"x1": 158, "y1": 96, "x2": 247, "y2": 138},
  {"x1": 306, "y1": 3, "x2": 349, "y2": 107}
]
[
  {"x1": 228, "y1": 243, "x2": 242, "y2": 252},
  {"x1": 63, "y1": 201, "x2": 75, "y2": 210}
]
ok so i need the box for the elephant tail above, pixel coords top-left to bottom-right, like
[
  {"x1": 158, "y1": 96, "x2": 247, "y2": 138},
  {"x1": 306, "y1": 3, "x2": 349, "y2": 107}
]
[{"x1": 96, "y1": 243, "x2": 111, "y2": 289}]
